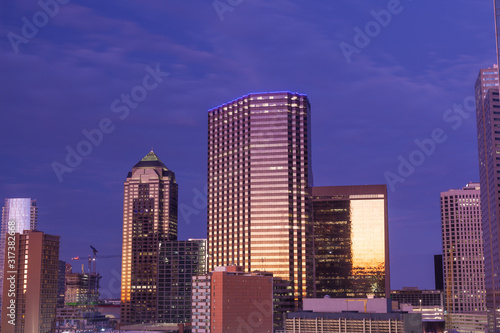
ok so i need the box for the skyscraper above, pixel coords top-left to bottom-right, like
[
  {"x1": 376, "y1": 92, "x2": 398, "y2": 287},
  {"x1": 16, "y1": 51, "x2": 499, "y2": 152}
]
[
  {"x1": 475, "y1": 66, "x2": 500, "y2": 331},
  {"x1": 0, "y1": 198, "x2": 37, "y2": 317},
  {"x1": 207, "y1": 91, "x2": 312, "y2": 310},
  {"x1": 120, "y1": 150, "x2": 178, "y2": 324},
  {"x1": 440, "y1": 183, "x2": 485, "y2": 313},
  {"x1": 1, "y1": 230, "x2": 60, "y2": 333},
  {"x1": 310, "y1": 185, "x2": 390, "y2": 298}
]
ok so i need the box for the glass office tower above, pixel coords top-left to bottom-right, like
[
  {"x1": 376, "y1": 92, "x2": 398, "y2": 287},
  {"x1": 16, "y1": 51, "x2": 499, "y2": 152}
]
[
  {"x1": 120, "y1": 150, "x2": 178, "y2": 324},
  {"x1": 207, "y1": 91, "x2": 313, "y2": 313},
  {"x1": 310, "y1": 185, "x2": 390, "y2": 298}
]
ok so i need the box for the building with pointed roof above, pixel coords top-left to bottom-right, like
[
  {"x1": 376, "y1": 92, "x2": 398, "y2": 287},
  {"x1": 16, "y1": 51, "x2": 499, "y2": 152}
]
[{"x1": 120, "y1": 150, "x2": 178, "y2": 324}]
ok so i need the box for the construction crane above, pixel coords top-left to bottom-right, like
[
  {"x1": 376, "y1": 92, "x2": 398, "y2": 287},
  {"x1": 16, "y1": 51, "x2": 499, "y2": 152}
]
[{"x1": 71, "y1": 245, "x2": 120, "y2": 275}]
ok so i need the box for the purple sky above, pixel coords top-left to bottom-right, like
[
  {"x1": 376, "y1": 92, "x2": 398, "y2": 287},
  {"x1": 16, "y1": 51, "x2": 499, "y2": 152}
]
[{"x1": 0, "y1": 0, "x2": 495, "y2": 297}]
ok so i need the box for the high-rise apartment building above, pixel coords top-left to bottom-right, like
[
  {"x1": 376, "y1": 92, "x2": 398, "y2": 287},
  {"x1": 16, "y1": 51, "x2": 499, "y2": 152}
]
[
  {"x1": 475, "y1": 65, "x2": 500, "y2": 331},
  {"x1": 1, "y1": 230, "x2": 60, "y2": 333},
  {"x1": 0, "y1": 198, "x2": 38, "y2": 317},
  {"x1": 120, "y1": 150, "x2": 178, "y2": 324},
  {"x1": 310, "y1": 185, "x2": 390, "y2": 298},
  {"x1": 440, "y1": 182, "x2": 485, "y2": 313},
  {"x1": 207, "y1": 92, "x2": 312, "y2": 311}
]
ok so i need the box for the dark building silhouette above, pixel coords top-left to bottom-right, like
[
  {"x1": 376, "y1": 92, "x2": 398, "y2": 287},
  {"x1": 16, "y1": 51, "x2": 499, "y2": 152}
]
[
  {"x1": 158, "y1": 239, "x2": 206, "y2": 323},
  {"x1": 434, "y1": 255, "x2": 443, "y2": 291}
]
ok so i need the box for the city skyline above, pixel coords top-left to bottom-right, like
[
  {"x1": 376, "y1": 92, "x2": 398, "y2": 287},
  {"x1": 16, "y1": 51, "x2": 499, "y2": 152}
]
[{"x1": 0, "y1": 1, "x2": 496, "y2": 296}]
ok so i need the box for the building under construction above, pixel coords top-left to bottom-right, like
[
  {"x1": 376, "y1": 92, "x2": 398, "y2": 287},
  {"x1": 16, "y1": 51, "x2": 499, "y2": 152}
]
[{"x1": 64, "y1": 263, "x2": 100, "y2": 309}]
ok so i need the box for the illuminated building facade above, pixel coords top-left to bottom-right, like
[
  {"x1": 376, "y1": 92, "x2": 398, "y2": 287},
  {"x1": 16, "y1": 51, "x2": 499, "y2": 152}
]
[
  {"x1": 120, "y1": 150, "x2": 178, "y2": 324},
  {"x1": 0, "y1": 198, "x2": 38, "y2": 315},
  {"x1": 310, "y1": 185, "x2": 390, "y2": 298},
  {"x1": 475, "y1": 65, "x2": 500, "y2": 331},
  {"x1": 207, "y1": 92, "x2": 312, "y2": 313},
  {"x1": 1, "y1": 230, "x2": 60, "y2": 333},
  {"x1": 440, "y1": 183, "x2": 485, "y2": 313}
]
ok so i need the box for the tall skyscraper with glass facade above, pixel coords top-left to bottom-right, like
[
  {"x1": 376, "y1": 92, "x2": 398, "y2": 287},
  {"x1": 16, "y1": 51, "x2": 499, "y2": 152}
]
[
  {"x1": 120, "y1": 150, "x2": 178, "y2": 324},
  {"x1": 440, "y1": 183, "x2": 485, "y2": 314},
  {"x1": 476, "y1": 65, "x2": 500, "y2": 331},
  {"x1": 0, "y1": 198, "x2": 37, "y2": 318},
  {"x1": 207, "y1": 91, "x2": 312, "y2": 312},
  {"x1": 310, "y1": 185, "x2": 390, "y2": 299}
]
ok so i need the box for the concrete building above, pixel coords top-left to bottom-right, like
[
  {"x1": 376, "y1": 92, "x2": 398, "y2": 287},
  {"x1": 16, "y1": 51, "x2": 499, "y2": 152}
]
[
  {"x1": 192, "y1": 274, "x2": 211, "y2": 333},
  {"x1": 310, "y1": 185, "x2": 389, "y2": 299},
  {"x1": 391, "y1": 288, "x2": 444, "y2": 326},
  {"x1": 0, "y1": 198, "x2": 38, "y2": 316},
  {"x1": 391, "y1": 288, "x2": 444, "y2": 309},
  {"x1": 192, "y1": 266, "x2": 273, "y2": 333},
  {"x1": 284, "y1": 297, "x2": 422, "y2": 333},
  {"x1": 120, "y1": 150, "x2": 178, "y2": 324},
  {"x1": 475, "y1": 64, "x2": 500, "y2": 331},
  {"x1": 1, "y1": 230, "x2": 60, "y2": 333},
  {"x1": 440, "y1": 182, "x2": 486, "y2": 314},
  {"x1": 207, "y1": 92, "x2": 313, "y2": 318}
]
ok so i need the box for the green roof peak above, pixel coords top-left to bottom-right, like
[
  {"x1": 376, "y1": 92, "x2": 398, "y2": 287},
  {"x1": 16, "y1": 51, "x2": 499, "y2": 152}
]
[
  {"x1": 133, "y1": 149, "x2": 169, "y2": 170},
  {"x1": 141, "y1": 149, "x2": 160, "y2": 162}
]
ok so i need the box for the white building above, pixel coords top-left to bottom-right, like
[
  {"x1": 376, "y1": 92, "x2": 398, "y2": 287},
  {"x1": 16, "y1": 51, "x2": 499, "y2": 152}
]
[{"x1": 440, "y1": 182, "x2": 486, "y2": 313}]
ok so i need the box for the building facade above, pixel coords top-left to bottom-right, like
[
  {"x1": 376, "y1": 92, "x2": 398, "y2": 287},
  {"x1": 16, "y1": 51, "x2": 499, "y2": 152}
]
[
  {"x1": 310, "y1": 185, "x2": 390, "y2": 299},
  {"x1": 475, "y1": 65, "x2": 500, "y2": 331},
  {"x1": 285, "y1": 298, "x2": 422, "y2": 333},
  {"x1": 192, "y1": 274, "x2": 211, "y2": 333},
  {"x1": 391, "y1": 288, "x2": 444, "y2": 308},
  {"x1": 158, "y1": 239, "x2": 207, "y2": 324},
  {"x1": 191, "y1": 266, "x2": 273, "y2": 333},
  {"x1": 440, "y1": 182, "x2": 486, "y2": 313},
  {"x1": 392, "y1": 288, "x2": 444, "y2": 323},
  {"x1": 1, "y1": 230, "x2": 60, "y2": 333},
  {"x1": 120, "y1": 150, "x2": 178, "y2": 324},
  {"x1": 207, "y1": 92, "x2": 312, "y2": 312},
  {"x1": 0, "y1": 198, "x2": 38, "y2": 315}
]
